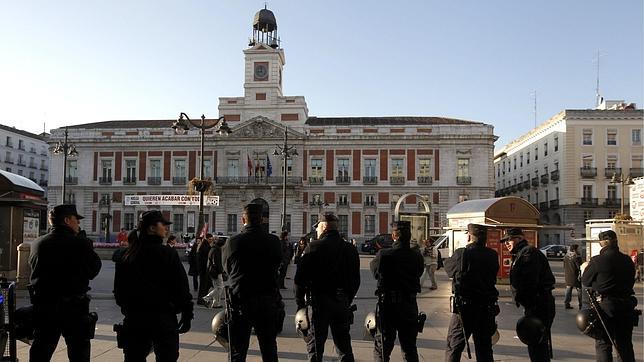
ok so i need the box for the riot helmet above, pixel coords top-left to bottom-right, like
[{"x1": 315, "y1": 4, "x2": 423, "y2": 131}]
[
  {"x1": 516, "y1": 316, "x2": 546, "y2": 345},
  {"x1": 211, "y1": 311, "x2": 229, "y2": 350}
]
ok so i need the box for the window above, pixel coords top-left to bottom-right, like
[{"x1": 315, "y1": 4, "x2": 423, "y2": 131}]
[
  {"x1": 150, "y1": 160, "x2": 161, "y2": 178},
  {"x1": 124, "y1": 213, "x2": 135, "y2": 230},
  {"x1": 18, "y1": 140, "x2": 24, "y2": 150},
  {"x1": 40, "y1": 159, "x2": 46, "y2": 169},
  {"x1": 513, "y1": 157, "x2": 517, "y2": 170},
  {"x1": 534, "y1": 147, "x2": 538, "y2": 160},
  {"x1": 583, "y1": 129, "x2": 593, "y2": 145},
  {"x1": 458, "y1": 194, "x2": 469, "y2": 203},
  {"x1": 555, "y1": 187, "x2": 559, "y2": 199},
  {"x1": 520, "y1": 154, "x2": 524, "y2": 167},
  {"x1": 583, "y1": 211, "x2": 593, "y2": 222},
  {"x1": 174, "y1": 159, "x2": 186, "y2": 177},
  {"x1": 391, "y1": 159, "x2": 404, "y2": 177},
  {"x1": 526, "y1": 152, "x2": 530, "y2": 164},
  {"x1": 227, "y1": 159, "x2": 239, "y2": 177},
  {"x1": 125, "y1": 160, "x2": 137, "y2": 181},
  {"x1": 67, "y1": 160, "x2": 78, "y2": 178},
  {"x1": 457, "y1": 159, "x2": 470, "y2": 177},
  {"x1": 502, "y1": 161, "x2": 505, "y2": 175},
  {"x1": 582, "y1": 155, "x2": 593, "y2": 169},
  {"x1": 101, "y1": 160, "x2": 112, "y2": 180},
  {"x1": 365, "y1": 215, "x2": 375, "y2": 234},
  {"x1": 544, "y1": 142, "x2": 548, "y2": 156},
  {"x1": 607, "y1": 185, "x2": 617, "y2": 200},
  {"x1": 18, "y1": 154, "x2": 23, "y2": 165},
  {"x1": 338, "y1": 194, "x2": 348, "y2": 205},
  {"x1": 633, "y1": 155, "x2": 644, "y2": 168},
  {"x1": 364, "y1": 159, "x2": 377, "y2": 177},
  {"x1": 606, "y1": 155, "x2": 617, "y2": 170},
  {"x1": 338, "y1": 215, "x2": 349, "y2": 237},
  {"x1": 5, "y1": 136, "x2": 11, "y2": 147},
  {"x1": 583, "y1": 185, "x2": 593, "y2": 199},
  {"x1": 29, "y1": 171, "x2": 34, "y2": 180},
  {"x1": 554, "y1": 137, "x2": 559, "y2": 152},
  {"x1": 173, "y1": 214, "x2": 184, "y2": 233},
  {"x1": 281, "y1": 158, "x2": 293, "y2": 177},
  {"x1": 544, "y1": 189, "x2": 549, "y2": 202},
  {"x1": 203, "y1": 159, "x2": 212, "y2": 178},
  {"x1": 419, "y1": 159, "x2": 431, "y2": 177},
  {"x1": 310, "y1": 214, "x2": 319, "y2": 231},
  {"x1": 534, "y1": 192, "x2": 538, "y2": 203},
  {"x1": 283, "y1": 214, "x2": 291, "y2": 233},
  {"x1": 227, "y1": 214, "x2": 238, "y2": 233},
  {"x1": 633, "y1": 129, "x2": 642, "y2": 145},
  {"x1": 608, "y1": 210, "x2": 617, "y2": 218},
  {"x1": 311, "y1": 159, "x2": 323, "y2": 177},
  {"x1": 365, "y1": 194, "x2": 376, "y2": 206},
  {"x1": 17, "y1": 169, "x2": 22, "y2": 176},
  {"x1": 337, "y1": 159, "x2": 350, "y2": 178},
  {"x1": 607, "y1": 129, "x2": 617, "y2": 146}
]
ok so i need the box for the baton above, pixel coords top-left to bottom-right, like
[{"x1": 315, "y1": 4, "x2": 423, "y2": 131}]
[{"x1": 586, "y1": 289, "x2": 622, "y2": 361}]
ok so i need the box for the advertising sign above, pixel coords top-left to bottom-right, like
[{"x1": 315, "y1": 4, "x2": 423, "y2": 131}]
[
  {"x1": 630, "y1": 178, "x2": 644, "y2": 221},
  {"x1": 124, "y1": 194, "x2": 220, "y2": 206},
  {"x1": 23, "y1": 216, "x2": 40, "y2": 242}
]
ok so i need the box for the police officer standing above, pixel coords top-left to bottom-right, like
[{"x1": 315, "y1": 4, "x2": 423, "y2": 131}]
[
  {"x1": 502, "y1": 228, "x2": 555, "y2": 362},
  {"x1": 581, "y1": 230, "x2": 637, "y2": 361},
  {"x1": 222, "y1": 204, "x2": 283, "y2": 361},
  {"x1": 370, "y1": 221, "x2": 424, "y2": 362},
  {"x1": 444, "y1": 224, "x2": 499, "y2": 362},
  {"x1": 29, "y1": 204, "x2": 102, "y2": 361},
  {"x1": 113, "y1": 210, "x2": 193, "y2": 361},
  {"x1": 294, "y1": 212, "x2": 360, "y2": 362}
]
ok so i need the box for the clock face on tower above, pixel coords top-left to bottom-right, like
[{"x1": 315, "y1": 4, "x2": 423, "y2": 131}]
[{"x1": 254, "y1": 62, "x2": 269, "y2": 81}]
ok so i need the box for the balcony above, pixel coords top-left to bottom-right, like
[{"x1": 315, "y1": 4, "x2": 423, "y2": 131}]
[
  {"x1": 5, "y1": 142, "x2": 12, "y2": 148},
  {"x1": 517, "y1": 182, "x2": 524, "y2": 191},
  {"x1": 337, "y1": 200, "x2": 349, "y2": 207},
  {"x1": 363, "y1": 176, "x2": 378, "y2": 185},
  {"x1": 99, "y1": 176, "x2": 112, "y2": 185},
  {"x1": 510, "y1": 185, "x2": 517, "y2": 193},
  {"x1": 4, "y1": 158, "x2": 13, "y2": 164},
  {"x1": 308, "y1": 176, "x2": 324, "y2": 185},
  {"x1": 18, "y1": 145, "x2": 25, "y2": 151},
  {"x1": 39, "y1": 180, "x2": 48, "y2": 187},
  {"x1": 40, "y1": 165, "x2": 48, "y2": 171},
  {"x1": 390, "y1": 176, "x2": 406, "y2": 185},
  {"x1": 29, "y1": 148, "x2": 37, "y2": 154},
  {"x1": 417, "y1": 176, "x2": 433, "y2": 185},
  {"x1": 123, "y1": 177, "x2": 137, "y2": 185},
  {"x1": 456, "y1": 176, "x2": 471, "y2": 185},
  {"x1": 40, "y1": 151, "x2": 48, "y2": 156},
  {"x1": 531, "y1": 177, "x2": 539, "y2": 187},
  {"x1": 17, "y1": 161, "x2": 26, "y2": 167},
  {"x1": 580, "y1": 167, "x2": 597, "y2": 178},
  {"x1": 549, "y1": 199, "x2": 559, "y2": 209},
  {"x1": 364, "y1": 201, "x2": 376, "y2": 207},
  {"x1": 65, "y1": 177, "x2": 78, "y2": 185},
  {"x1": 539, "y1": 202, "x2": 549, "y2": 211},
  {"x1": 604, "y1": 198, "x2": 621, "y2": 208},
  {"x1": 335, "y1": 175, "x2": 351, "y2": 185},
  {"x1": 631, "y1": 168, "x2": 644, "y2": 178},
  {"x1": 522, "y1": 180, "x2": 530, "y2": 189},
  {"x1": 605, "y1": 167, "x2": 622, "y2": 178},
  {"x1": 147, "y1": 177, "x2": 162, "y2": 185},
  {"x1": 29, "y1": 163, "x2": 37, "y2": 169},
  {"x1": 215, "y1": 176, "x2": 303, "y2": 185},
  {"x1": 550, "y1": 170, "x2": 560, "y2": 181},
  {"x1": 172, "y1": 177, "x2": 186, "y2": 185},
  {"x1": 540, "y1": 174, "x2": 549, "y2": 185},
  {"x1": 580, "y1": 198, "x2": 599, "y2": 207}
]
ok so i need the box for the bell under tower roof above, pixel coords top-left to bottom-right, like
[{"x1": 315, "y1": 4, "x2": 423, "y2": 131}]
[{"x1": 249, "y1": 6, "x2": 280, "y2": 49}]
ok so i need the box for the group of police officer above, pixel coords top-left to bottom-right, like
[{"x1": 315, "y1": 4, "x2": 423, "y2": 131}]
[{"x1": 27, "y1": 203, "x2": 639, "y2": 361}]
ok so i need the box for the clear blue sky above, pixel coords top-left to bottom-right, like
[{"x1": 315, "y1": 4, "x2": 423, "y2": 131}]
[{"x1": 1, "y1": 0, "x2": 642, "y2": 148}]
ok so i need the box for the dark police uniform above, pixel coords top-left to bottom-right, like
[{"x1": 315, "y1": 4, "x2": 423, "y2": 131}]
[
  {"x1": 504, "y1": 228, "x2": 555, "y2": 362},
  {"x1": 113, "y1": 211, "x2": 193, "y2": 361},
  {"x1": 222, "y1": 205, "x2": 283, "y2": 362},
  {"x1": 29, "y1": 204, "x2": 102, "y2": 362},
  {"x1": 294, "y1": 213, "x2": 360, "y2": 362},
  {"x1": 370, "y1": 221, "x2": 424, "y2": 362},
  {"x1": 444, "y1": 224, "x2": 499, "y2": 362},
  {"x1": 581, "y1": 230, "x2": 637, "y2": 362}
]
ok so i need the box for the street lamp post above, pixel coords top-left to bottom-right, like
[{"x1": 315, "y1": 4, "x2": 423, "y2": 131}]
[
  {"x1": 273, "y1": 125, "x2": 298, "y2": 231},
  {"x1": 99, "y1": 195, "x2": 114, "y2": 242},
  {"x1": 52, "y1": 127, "x2": 79, "y2": 204},
  {"x1": 172, "y1": 113, "x2": 231, "y2": 236},
  {"x1": 610, "y1": 173, "x2": 635, "y2": 216}
]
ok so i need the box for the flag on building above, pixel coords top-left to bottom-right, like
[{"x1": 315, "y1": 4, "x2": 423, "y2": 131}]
[
  {"x1": 247, "y1": 154, "x2": 253, "y2": 177},
  {"x1": 266, "y1": 155, "x2": 273, "y2": 176},
  {"x1": 199, "y1": 222, "x2": 209, "y2": 238}
]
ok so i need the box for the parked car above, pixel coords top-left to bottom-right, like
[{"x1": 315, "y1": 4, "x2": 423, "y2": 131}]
[
  {"x1": 540, "y1": 244, "x2": 567, "y2": 259},
  {"x1": 361, "y1": 234, "x2": 393, "y2": 255}
]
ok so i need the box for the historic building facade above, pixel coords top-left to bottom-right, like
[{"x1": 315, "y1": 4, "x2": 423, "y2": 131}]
[
  {"x1": 494, "y1": 100, "x2": 643, "y2": 243},
  {"x1": 47, "y1": 8, "x2": 496, "y2": 241},
  {"x1": 0, "y1": 124, "x2": 50, "y2": 194}
]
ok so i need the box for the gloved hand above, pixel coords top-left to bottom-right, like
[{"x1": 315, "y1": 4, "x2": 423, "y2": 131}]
[{"x1": 178, "y1": 313, "x2": 192, "y2": 334}]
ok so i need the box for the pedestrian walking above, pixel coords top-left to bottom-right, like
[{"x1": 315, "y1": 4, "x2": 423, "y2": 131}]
[
  {"x1": 294, "y1": 212, "x2": 360, "y2": 362},
  {"x1": 278, "y1": 231, "x2": 291, "y2": 289},
  {"x1": 370, "y1": 221, "x2": 424, "y2": 362},
  {"x1": 196, "y1": 234, "x2": 214, "y2": 306},
  {"x1": 581, "y1": 230, "x2": 637, "y2": 361},
  {"x1": 420, "y1": 239, "x2": 439, "y2": 290},
  {"x1": 502, "y1": 228, "x2": 555, "y2": 362},
  {"x1": 113, "y1": 210, "x2": 193, "y2": 361},
  {"x1": 444, "y1": 224, "x2": 499, "y2": 362},
  {"x1": 294, "y1": 237, "x2": 307, "y2": 265},
  {"x1": 206, "y1": 236, "x2": 225, "y2": 308},
  {"x1": 222, "y1": 203, "x2": 283, "y2": 361},
  {"x1": 563, "y1": 244, "x2": 583, "y2": 309},
  {"x1": 187, "y1": 237, "x2": 200, "y2": 292},
  {"x1": 29, "y1": 204, "x2": 102, "y2": 361},
  {"x1": 117, "y1": 228, "x2": 128, "y2": 245}
]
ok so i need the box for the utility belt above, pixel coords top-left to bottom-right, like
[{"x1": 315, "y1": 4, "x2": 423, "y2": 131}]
[
  {"x1": 450, "y1": 295, "x2": 499, "y2": 315},
  {"x1": 381, "y1": 291, "x2": 416, "y2": 304}
]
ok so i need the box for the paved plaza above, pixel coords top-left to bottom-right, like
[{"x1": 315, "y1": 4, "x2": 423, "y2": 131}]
[{"x1": 15, "y1": 255, "x2": 644, "y2": 361}]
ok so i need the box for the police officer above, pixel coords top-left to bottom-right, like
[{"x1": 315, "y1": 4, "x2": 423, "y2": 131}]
[
  {"x1": 113, "y1": 210, "x2": 193, "y2": 361},
  {"x1": 370, "y1": 220, "x2": 424, "y2": 362},
  {"x1": 29, "y1": 204, "x2": 102, "y2": 361},
  {"x1": 444, "y1": 224, "x2": 499, "y2": 362},
  {"x1": 222, "y1": 203, "x2": 282, "y2": 361},
  {"x1": 294, "y1": 212, "x2": 360, "y2": 362},
  {"x1": 502, "y1": 228, "x2": 555, "y2": 362},
  {"x1": 581, "y1": 230, "x2": 637, "y2": 361}
]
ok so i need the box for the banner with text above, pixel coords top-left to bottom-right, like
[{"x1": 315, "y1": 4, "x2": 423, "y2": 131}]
[{"x1": 124, "y1": 194, "x2": 220, "y2": 206}]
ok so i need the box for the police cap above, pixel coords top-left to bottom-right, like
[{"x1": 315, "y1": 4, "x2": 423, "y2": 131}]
[
  {"x1": 391, "y1": 220, "x2": 411, "y2": 232},
  {"x1": 598, "y1": 230, "x2": 617, "y2": 242},
  {"x1": 313, "y1": 212, "x2": 339, "y2": 228},
  {"x1": 50, "y1": 204, "x2": 84, "y2": 220},
  {"x1": 140, "y1": 210, "x2": 172, "y2": 226},
  {"x1": 501, "y1": 228, "x2": 524, "y2": 242},
  {"x1": 466, "y1": 223, "x2": 486, "y2": 235}
]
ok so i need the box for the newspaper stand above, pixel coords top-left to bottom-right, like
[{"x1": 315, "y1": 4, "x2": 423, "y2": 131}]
[{"x1": 0, "y1": 279, "x2": 16, "y2": 362}]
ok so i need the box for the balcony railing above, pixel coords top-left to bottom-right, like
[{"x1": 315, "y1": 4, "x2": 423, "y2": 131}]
[
  {"x1": 364, "y1": 201, "x2": 376, "y2": 207},
  {"x1": 580, "y1": 167, "x2": 597, "y2": 178},
  {"x1": 456, "y1": 176, "x2": 471, "y2": 185},
  {"x1": 522, "y1": 180, "x2": 530, "y2": 189},
  {"x1": 337, "y1": 200, "x2": 349, "y2": 207},
  {"x1": 335, "y1": 175, "x2": 351, "y2": 184},
  {"x1": 18, "y1": 145, "x2": 25, "y2": 151},
  {"x1": 99, "y1": 176, "x2": 112, "y2": 185},
  {"x1": 605, "y1": 168, "x2": 622, "y2": 178},
  {"x1": 581, "y1": 197, "x2": 598, "y2": 207},
  {"x1": 551, "y1": 170, "x2": 560, "y2": 181},
  {"x1": 123, "y1": 177, "x2": 137, "y2": 185},
  {"x1": 417, "y1": 176, "x2": 433, "y2": 185},
  {"x1": 5, "y1": 142, "x2": 12, "y2": 148},
  {"x1": 539, "y1": 202, "x2": 549, "y2": 211},
  {"x1": 540, "y1": 174, "x2": 549, "y2": 185},
  {"x1": 550, "y1": 199, "x2": 559, "y2": 209},
  {"x1": 604, "y1": 198, "x2": 621, "y2": 207},
  {"x1": 39, "y1": 180, "x2": 48, "y2": 187},
  {"x1": 308, "y1": 176, "x2": 324, "y2": 185},
  {"x1": 4, "y1": 158, "x2": 13, "y2": 164},
  {"x1": 17, "y1": 161, "x2": 26, "y2": 167},
  {"x1": 65, "y1": 177, "x2": 78, "y2": 185},
  {"x1": 510, "y1": 185, "x2": 517, "y2": 193},
  {"x1": 531, "y1": 177, "x2": 539, "y2": 187},
  {"x1": 147, "y1": 177, "x2": 162, "y2": 185},
  {"x1": 631, "y1": 168, "x2": 644, "y2": 178},
  {"x1": 517, "y1": 182, "x2": 524, "y2": 191},
  {"x1": 40, "y1": 165, "x2": 48, "y2": 171},
  {"x1": 215, "y1": 176, "x2": 303, "y2": 185},
  {"x1": 172, "y1": 177, "x2": 186, "y2": 185},
  {"x1": 29, "y1": 163, "x2": 37, "y2": 169},
  {"x1": 29, "y1": 148, "x2": 36, "y2": 154},
  {"x1": 363, "y1": 176, "x2": 378, "y2": 185},
  {"x1": 390, "y1": 176, "x2": 406, "y2": 185}
]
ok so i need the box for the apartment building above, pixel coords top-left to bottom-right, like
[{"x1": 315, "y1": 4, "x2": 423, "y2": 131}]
[{"x1": 0, "y1": 124, "x2": 50, "y2": 193}]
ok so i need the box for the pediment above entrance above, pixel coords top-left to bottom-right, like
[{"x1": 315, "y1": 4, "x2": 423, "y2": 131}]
[{"x1": 233, "y1": 116, "x2": 304, "y2": 139}]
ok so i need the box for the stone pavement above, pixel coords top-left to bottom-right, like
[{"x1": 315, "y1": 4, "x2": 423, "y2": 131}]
[{"x1": 15, "y1": 255, "x2": 644, "y2": 361}]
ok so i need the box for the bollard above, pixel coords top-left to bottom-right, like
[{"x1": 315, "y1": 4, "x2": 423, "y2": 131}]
[{"x1": 16, "y1": 243, "x2": 31, "y2": 289}]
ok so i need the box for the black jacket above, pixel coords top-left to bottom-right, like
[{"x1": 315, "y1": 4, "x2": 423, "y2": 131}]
[
  {"x1": 370, "y1": 239, "x2": 424, "y2": 295},
  {"x1": 222, "y1": 224, "x2": 282, "y2": 299},
  {"x1": 196, "y1": 240, "x2": 211, "y2": 275},
  {"x1": 113, "y1": 234, "x2": 193, "y2": 317},
  {"x1": 509, "y1": 239, "x2": 555, "y2": 308},
  {"x1": 581, "y1": 245, "x2": 635, "y2": 298},
  {"x1": 294, "y1": 230, "x2": 360, "y2": 307},
  {"x1": 563, "y1": 251, "x2": 582, "y2": 287},
  {"x1": 207, "y1": 244, "x2": 223, "y2": 279},
  {"x1": 29, "y1": 226, "x2": 102, "y2": 299},
  {"x1": 445, "y1": 243, "x2": 499, "y2": 304}
]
